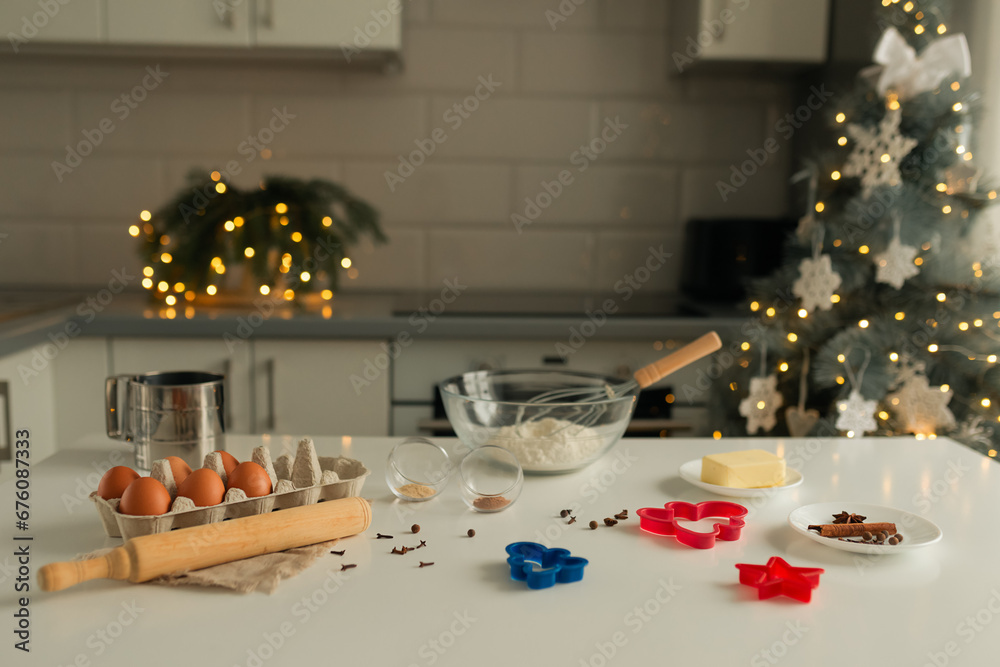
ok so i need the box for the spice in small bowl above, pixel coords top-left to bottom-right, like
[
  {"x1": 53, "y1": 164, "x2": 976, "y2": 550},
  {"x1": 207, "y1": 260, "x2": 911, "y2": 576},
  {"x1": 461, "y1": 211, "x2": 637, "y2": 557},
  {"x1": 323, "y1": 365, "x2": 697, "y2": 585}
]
[
  {"x1": 385, "y1": 437, "x2": 453, "y2": 502},
  {"x1": 458, "y1": 445, "x2": 523, "y2": 513}
]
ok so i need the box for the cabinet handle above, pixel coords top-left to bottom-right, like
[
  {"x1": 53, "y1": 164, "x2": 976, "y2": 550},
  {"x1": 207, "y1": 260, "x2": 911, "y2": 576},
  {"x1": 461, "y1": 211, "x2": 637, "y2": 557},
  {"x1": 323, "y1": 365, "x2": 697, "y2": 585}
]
[
  {"x1": 706, "y1": 0, "x2": 727, "y2": 41},
  {"x1": 218, "y1": 2, "x2": 236, "y2": 30},
  {"x1": 259, "y1": 0, "x2": 274, "y2": 28},
  {"x1": 265, "y1": 358, "x2": 276, "y2": 432}
]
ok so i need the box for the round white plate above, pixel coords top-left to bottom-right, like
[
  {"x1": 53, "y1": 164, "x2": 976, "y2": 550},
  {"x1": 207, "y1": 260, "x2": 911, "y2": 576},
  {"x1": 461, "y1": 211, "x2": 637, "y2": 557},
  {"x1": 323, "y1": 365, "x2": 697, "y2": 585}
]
[
  {"x1": 788, "y1": 502, "x2": 942, "y2": 554},
  {"x1": 678, "y1": 459, "x2": 803, "y2": 498}
]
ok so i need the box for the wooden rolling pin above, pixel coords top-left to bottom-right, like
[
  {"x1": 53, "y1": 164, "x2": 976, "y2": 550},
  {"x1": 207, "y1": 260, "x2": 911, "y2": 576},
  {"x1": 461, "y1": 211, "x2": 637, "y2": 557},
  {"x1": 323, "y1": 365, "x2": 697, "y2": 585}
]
[{"x1": 39, "y1": 496, "x2": 371, "y2": 592}]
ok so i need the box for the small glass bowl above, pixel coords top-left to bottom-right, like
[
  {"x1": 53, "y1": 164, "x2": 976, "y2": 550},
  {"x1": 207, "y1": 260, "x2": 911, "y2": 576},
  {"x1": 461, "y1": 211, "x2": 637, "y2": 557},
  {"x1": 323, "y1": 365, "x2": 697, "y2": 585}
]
[
  {"x1": 458, "y1": 445, "x2": 523, "y2": 513},
  {"x1": 386, "y1": 437, "x2": 453, "y2": 502}
]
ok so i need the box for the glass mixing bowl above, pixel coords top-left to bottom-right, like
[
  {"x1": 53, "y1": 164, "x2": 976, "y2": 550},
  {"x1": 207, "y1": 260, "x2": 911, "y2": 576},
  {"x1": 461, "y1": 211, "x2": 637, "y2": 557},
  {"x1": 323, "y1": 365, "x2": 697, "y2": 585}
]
[{"x1": 439, "y1": 370, "x2": 638, "y2": 474}]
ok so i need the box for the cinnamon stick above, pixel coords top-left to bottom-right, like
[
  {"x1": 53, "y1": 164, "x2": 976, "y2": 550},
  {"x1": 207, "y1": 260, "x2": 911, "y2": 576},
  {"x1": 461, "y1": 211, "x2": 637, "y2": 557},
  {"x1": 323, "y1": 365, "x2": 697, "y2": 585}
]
[{"x1": 807, "y1": 522, "x2": 896, "y2": 538}]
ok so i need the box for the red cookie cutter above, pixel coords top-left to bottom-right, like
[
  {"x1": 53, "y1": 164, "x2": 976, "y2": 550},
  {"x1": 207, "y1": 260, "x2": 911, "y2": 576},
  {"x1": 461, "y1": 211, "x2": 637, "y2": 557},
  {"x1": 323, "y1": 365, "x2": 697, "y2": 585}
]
[
  {"x1": 735, "y1": 557, "x2": 824, "y2": 603},
  {"x1": 637, "y1": 501, "x2": 748, "y2": 549}
]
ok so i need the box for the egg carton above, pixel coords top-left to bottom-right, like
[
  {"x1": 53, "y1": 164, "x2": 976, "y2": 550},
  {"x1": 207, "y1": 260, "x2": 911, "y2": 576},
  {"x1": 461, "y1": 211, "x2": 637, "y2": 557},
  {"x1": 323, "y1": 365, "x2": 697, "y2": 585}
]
[{"x1": 90, "y1": 438, "x2": 370, "y2": 541}]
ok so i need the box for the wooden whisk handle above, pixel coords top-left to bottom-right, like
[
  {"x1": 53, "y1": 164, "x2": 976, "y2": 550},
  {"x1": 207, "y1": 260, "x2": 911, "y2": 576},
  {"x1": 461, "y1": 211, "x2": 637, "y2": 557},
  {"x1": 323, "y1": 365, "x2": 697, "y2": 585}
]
[{"x1": 633, "y1": 332, "x2": 723, "y2": 389}]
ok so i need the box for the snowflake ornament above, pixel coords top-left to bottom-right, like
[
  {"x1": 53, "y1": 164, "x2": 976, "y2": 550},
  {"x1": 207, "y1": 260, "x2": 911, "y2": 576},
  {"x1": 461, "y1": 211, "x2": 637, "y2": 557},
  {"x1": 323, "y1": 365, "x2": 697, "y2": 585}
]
[
  {"x1": 792, "y1": 254, "x2": 842, "y2": 312},
  {"x1": 874, "y1": 235, "x2": 920, "y2": 289},
  {"x1": 739, "y1": 374, "x2": 783, "y2": 434},
  {"x1": 835, "y1": 390, "x2": 879, "y2": 437},
  {"x1": 886, "y1": 374, "x2": 956, "y2": 435},
  {"x1": 841, "y1": 108, "x2": 918, "y2": 199},
  {"x1": 889, "y1": 355, "x2": 926, "y2": 391}
]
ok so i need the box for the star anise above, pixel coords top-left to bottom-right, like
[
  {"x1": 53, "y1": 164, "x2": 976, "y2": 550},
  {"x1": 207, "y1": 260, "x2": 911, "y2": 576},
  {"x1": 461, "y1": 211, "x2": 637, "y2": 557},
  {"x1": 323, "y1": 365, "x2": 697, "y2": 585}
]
[{"x1": 832, "y1": 511, "x2": 867, "y2": 524}]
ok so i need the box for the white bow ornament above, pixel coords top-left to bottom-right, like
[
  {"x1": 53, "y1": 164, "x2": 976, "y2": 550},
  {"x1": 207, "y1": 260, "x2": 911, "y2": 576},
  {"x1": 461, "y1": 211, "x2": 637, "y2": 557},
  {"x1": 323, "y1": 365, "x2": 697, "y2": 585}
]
[{"x1": 861, "y1": 27, "x2": 971, "y2": 100}]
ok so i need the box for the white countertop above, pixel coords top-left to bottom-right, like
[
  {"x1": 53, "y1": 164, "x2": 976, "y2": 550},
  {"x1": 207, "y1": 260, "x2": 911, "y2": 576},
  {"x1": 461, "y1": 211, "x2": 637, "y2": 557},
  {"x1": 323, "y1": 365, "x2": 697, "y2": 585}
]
[{"x1": 3, "y1": 434, "x2": 999, "y2": 666}]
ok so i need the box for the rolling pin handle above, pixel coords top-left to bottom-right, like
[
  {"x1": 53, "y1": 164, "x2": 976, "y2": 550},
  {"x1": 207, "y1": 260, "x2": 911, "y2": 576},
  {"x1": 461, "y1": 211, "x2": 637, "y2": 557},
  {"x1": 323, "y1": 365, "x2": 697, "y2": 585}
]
[{"x1": 38, "y1": 548, "x2": 132, "y2": 592}]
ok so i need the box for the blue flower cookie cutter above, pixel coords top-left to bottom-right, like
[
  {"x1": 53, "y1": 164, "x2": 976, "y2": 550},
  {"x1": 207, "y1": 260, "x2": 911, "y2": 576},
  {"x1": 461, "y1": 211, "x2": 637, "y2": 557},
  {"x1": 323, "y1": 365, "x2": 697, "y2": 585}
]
[{"x1": 505, "y1": 542, "x2": 588, "y2": 589}]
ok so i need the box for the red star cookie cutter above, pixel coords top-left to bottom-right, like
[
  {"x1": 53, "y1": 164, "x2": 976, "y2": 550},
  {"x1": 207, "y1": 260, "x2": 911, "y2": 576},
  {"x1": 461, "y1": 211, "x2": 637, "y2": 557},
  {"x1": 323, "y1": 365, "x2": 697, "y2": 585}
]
[
  {"x1": 735, "y1": 557, "x2": 825, "y2": 603},
  {"x1": 637, "y1": 500, "x2": 748, "y2": 549}
]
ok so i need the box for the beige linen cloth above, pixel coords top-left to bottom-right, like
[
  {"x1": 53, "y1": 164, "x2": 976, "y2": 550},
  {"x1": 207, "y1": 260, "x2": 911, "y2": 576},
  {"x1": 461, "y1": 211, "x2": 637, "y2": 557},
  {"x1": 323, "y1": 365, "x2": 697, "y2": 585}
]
[{"x1": 80, "y1": 539, "x2": 339, "y2": 594}]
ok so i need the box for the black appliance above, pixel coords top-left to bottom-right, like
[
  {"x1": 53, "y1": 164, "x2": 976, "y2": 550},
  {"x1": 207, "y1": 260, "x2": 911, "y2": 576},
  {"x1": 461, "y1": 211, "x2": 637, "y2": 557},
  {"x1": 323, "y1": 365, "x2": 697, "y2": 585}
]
[{"x1": 680, "y1": 218, "x2": 797, "y2": 303}]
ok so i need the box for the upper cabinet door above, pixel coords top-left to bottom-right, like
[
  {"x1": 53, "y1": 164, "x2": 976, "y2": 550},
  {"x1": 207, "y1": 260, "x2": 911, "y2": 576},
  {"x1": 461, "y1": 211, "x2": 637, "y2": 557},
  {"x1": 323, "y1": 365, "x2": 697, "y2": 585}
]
[
  {"x1": 253, "y1": 0, "x2": 401, "y2": 50},
  {"x1": 107, "y1": 0, "x2": 252, "y2": 47},
  {"x1": 673, "y1": 0, "x2": 829, "y2": 65},
  {"x1": 0, "y1": 0, "x2": 104, "y2": 44}
]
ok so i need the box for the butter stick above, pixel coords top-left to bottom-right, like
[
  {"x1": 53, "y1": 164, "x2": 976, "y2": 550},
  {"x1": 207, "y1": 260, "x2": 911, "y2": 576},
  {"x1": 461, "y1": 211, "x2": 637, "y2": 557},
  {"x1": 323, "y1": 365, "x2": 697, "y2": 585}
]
[
  {"x1": 701, "y1": 449, "x2": 786, "y2": 488},
  {"x1": 807, "y1": 522, "x2": 896, "y2": 538}
]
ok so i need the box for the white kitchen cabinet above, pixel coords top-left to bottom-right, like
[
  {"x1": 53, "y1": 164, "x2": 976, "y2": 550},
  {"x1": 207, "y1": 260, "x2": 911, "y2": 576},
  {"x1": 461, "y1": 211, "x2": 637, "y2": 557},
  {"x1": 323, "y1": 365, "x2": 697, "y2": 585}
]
[
  {"x1": 106, "y1": 0, "x2": 252, "y2": 47},
  {"x1": 253, "y1": 340, "x2": 389, "y2": 436},
  {"x1": 109, "y1": 337, "x2": 253, "y2": 434},
  {"x1": 0, "y1": 345, "x2": 57, "y2": 483},
  {"x1": 1, "y1": 0, "x2": 401, "y2": 57},
  {"x1": 671, "y1": 0, "x2": 829, "y2": 66},
  {"x1": 0, "y1": 0, "x2": 104, "y2": 45},
  {"x1": 254, "y1": 0, "x2": 401, "y2": 50},
  {"x1": 52, "y1": 338, "x2": 109, "y2": 451}
]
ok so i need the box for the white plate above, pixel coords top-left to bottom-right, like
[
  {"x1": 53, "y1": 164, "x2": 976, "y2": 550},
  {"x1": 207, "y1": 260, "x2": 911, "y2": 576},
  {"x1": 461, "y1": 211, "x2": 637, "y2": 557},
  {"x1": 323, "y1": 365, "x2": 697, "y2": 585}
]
[
  {"x1": 678, "y1": 459, "x2": 803, "y2": 498},
  {"x1": 788, "y1": 502, "x2": 942, "y2": 554}
]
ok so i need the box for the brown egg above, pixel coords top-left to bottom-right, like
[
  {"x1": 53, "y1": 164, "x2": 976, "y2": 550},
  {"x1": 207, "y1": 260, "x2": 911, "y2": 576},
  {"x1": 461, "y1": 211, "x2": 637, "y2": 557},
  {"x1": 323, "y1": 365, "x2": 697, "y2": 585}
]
[
  {"x1": 227, "y1": 462, "x2": 272, "y2": 497},
  {"x1": 97, "y1": 466, "x2": 140, "y2": 500},
  {"x1": 164, "y1": 456, "x2": 192, "y2": 486},
  {"x1": 177, "y1": 468, "x2": 226, "y2": 507},
  {"x1": 119, "y1": 477, "x2": 172, "y2": 516},
  {"x1": 215, "y1": 450, "x2": 239, "y2": 476}
]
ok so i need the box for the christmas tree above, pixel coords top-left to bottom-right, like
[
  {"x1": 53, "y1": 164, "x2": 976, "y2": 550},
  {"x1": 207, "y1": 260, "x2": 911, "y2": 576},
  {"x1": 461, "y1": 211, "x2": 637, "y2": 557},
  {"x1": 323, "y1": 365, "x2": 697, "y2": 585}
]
[{"x1": 712, "y1": 0, "x2": 1000, "y2": 457}]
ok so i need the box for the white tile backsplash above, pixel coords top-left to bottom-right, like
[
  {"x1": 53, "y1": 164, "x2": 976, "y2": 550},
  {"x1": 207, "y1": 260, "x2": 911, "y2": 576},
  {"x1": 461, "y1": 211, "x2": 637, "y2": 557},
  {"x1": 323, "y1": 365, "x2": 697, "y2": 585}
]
[
  {"x1": 429, "y1": 97, "x2": 595, "y2": 160},
  {"x1": 680, "y1": 166, "x2": 789, "y2": 220},
  {"x1": 249, "y1": 94, "x2": 428, "y2": 157},
  {"x1": 0, "y1": 3, "x2": 792, "y2": 292},
  {"x1": 512, "y1": 164, "x2": 677, "y2": 225},
  {"x1": 597, "y1": 101, "x2": 767, "y2": 162},
  {"x1": 0, "y1": 90, "x2": 73, "y2": 150},
  {"x1": 0, "y1": 222, "x2": 80, "y2": 286},
  {"x1": 0, "y1": 155, "x2": 164, "y2": 218},
  {"x1": 346, "y1": 229, "x2": 426, "y2": 289},
  {"x1": 431, "y1": 0, "x2": 600, "y2": 29},
  {"x1": 344, "y1": 162, "x2": 511, "y2": 224},
  {"x1": 594, "y1": 229, "x2": 683, "y2": 293},
  {"x1": 600, "y1": 0, "x2": 667, "y2": 31},
  {"x1": 343, "y1": 27, "x2": 518, "y2": 92},
  {"x1": 74, "y1": 91, "x2": 253, "y2": 155},
  {"x1": 426, "y1": 229, "x2": 594, "y2": 290},
  {"x1": 520, "y1": 33, "x2": 668, "y2": 95}
]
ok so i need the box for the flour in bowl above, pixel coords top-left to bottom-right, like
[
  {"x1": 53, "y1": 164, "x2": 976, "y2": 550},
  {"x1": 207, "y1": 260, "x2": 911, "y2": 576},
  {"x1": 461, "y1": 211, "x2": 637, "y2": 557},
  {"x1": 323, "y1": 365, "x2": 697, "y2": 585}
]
[{"x1": 489, "y1": 418, "x2": 606, "y2": 470}]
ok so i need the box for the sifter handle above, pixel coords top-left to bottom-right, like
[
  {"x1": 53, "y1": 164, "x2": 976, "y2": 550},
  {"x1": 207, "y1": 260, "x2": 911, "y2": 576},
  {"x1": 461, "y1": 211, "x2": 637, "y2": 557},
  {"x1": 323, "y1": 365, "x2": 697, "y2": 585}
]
[
  {"x1": 632, "y1": 332, "x2": 723, "y2": 389},
  {"x1": 105, "y1": 375, "x2": 130, "y2": 440}
]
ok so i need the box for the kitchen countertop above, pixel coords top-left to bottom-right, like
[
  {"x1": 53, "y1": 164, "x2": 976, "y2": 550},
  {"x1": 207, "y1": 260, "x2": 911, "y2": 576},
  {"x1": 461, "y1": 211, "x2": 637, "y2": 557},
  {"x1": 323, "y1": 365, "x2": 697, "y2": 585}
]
[
  {"x1": 0, "y1": 290, "x2": 744, "y2": 358},
  {"x1": 3, "y1": 433, "x2": 998, "y2": 666}
]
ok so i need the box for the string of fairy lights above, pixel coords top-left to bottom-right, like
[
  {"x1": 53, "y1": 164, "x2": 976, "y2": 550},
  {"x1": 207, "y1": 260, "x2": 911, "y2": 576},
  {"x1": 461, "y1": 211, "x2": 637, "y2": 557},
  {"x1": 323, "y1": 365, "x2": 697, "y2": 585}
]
[
  {"x1": 126, "y1": 171, "x2": 356, "y2": 320},
  {"x1": 729, "y1": 0, "x2": 1000, "y2": 453}
]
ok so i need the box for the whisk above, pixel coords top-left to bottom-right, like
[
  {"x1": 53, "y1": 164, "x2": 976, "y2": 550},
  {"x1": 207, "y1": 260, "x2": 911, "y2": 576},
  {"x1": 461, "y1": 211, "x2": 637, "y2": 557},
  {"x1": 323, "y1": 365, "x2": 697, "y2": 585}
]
[
  {"x1": 528, "y1": 332, "x2": 722, "y2": 405},
  {"x1": 514, "y1": 332, "x2": 723, "y2": 432}
]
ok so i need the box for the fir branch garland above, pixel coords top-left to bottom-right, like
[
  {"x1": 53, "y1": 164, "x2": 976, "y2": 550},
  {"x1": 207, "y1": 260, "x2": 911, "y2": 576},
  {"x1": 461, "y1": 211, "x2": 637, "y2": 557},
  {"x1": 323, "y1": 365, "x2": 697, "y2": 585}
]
[{"x1": 134, "y1": 170, "x2": 386, "y2": 303}]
